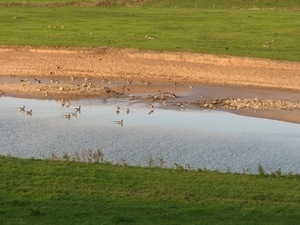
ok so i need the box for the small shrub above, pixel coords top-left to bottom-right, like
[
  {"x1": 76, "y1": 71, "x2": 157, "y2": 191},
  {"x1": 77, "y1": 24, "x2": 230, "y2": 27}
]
[
  {"x1": 257, "y1": 163, "x2": 266, "y2": 175},
  {"x1": 242, "y1": 168, "x2": 250, "y2": 174},
  {"x1": 147, "y1": 157, "x2": 156, "y2": 167},
  {"x1": 119, "y1": 158, "x2": 128, "y2": 167},
  {"x1": 271, "y1": 168, "x2": 282, "y2": 178},
  {"x1": 174, "y1": 163, "x2": 185, "y2": 171},
  {"x1": 62, "y1": 153, "x2": 70, "y2": 161},
  {"x1": 158, "y1": 156, "x2": 165, "y2": 168},
  {"x1": 71, "y1": 151, "x2": 81, "y2": 162},
  {"x1": 93, "y1": 148, "x2": 104, "y2": 163}
]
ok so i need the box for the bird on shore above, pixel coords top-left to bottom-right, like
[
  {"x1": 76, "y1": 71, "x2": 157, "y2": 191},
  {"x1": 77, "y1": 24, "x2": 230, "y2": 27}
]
[
  {"x1": 18, "y1": 106, "x2": 25, "y2": 111},
  {"x1": 103, "y1": 99, "x2": 107, "y2": 103},
  {"x1": 116, "y1": 106, "x2": 120, "y2": 111},
  {"x1": 189, "y1": 84, "x2": 194, "y2": 90},
  {"x1": 148, "y1": 103, "x2": 154, "y2": 109}
]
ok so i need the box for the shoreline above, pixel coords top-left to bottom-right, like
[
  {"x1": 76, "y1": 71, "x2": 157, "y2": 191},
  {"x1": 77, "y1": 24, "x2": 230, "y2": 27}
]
[{"x1": 1, "y1": 46, "x2": 300, "y2": 124}]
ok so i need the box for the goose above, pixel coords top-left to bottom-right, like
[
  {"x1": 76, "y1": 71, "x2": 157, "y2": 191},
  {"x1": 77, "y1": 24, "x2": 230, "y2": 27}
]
[
  {"x1": 116, "y1": 110, "x2": 120, "y2": 115},
  {"x1": 18, "y1": 106, "x2": 25, "y2": 111},
  {"x1": 63, "y1": 114, "x2": 71, "y2": 118},
  {"x1": 65, "y1": 101, "x2": 71, "y2": 108},
  {"x1": 24, "y1": 109, "x2": 32, "y2": 115},
  {"x1": 189, "y1": 84, "x2": 194, "y2": 89},
  {"x1": 116, "y1": 106, "x2": 120, "y2": 111},
  {"x1": 103, "y1": 99, "x2": 107, "y2": 103},
  {"x1": 115, "y1": 119, "x2": 123, "y2": 125},
  {"x1": 34, "y1": 78, "x2": 41, "y2": 83},
  {"x1": 69, "y1": 112, "x2": 77, "y2": 117},
  {"x1": 148, "y1": 110, "x2": 154, "y2": 115},
  {"x1": 74, "y1": 106, "x2": 81, "y2": 113},
  {"x1": 148, "y1": 103, "x2": 154, "y2": 108},
  {"x1": 126, "y1": 108, "x2": 130, "y2": 114}
]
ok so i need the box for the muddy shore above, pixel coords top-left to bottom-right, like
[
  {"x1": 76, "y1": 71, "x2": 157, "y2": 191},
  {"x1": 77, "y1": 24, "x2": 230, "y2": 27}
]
[{"x1": 1, "y1": 46, "x2": 300, "y2": 123}]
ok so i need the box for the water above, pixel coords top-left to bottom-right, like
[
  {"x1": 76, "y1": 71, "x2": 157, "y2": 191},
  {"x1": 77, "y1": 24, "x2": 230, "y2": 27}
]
[{"x1": 1, "y1": 96, "x2": 300, "y2": 174}]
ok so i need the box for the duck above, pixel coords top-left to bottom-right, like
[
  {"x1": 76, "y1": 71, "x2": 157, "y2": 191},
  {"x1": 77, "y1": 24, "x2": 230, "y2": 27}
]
[
  {"x1": 18, "y1": 106, "x2": 25, "y2": 111},
  {"x1": 74, "y1": 106, "x2": 81, "y2": 113},
  {"x1": 115, "y1": 119, "x2": 123, "y2": 125},
  {"x1": 24, "y1": 109, "x2": 32, "y2": 115}
]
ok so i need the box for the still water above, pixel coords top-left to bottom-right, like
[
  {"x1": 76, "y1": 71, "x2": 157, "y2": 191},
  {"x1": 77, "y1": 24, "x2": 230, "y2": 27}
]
[{"x1": 1, "y1": 96, "x2": 300, "y2": 174}]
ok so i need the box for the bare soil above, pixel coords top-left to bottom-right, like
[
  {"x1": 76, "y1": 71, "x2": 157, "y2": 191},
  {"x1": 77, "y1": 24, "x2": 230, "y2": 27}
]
[{"x1": 1, "y1": 46, "x2": 300, "y2": 123}]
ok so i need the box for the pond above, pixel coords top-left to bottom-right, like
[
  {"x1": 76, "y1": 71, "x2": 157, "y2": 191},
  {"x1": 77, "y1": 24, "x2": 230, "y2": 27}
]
[{"x1": 1, "y1": 96, "x2": 300, "y2": 174}]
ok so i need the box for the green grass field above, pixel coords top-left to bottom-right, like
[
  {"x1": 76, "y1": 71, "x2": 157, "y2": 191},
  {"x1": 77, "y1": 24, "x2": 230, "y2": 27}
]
[
  {"x1": 1, "y1": 1, "x2": 300, "y2": 224},
  {"x1": 0, "y1": 0, "x2": 299, "y2": 61},
  {"x1": 1, "y1": 155, "x2": 300, "y2": 224}
]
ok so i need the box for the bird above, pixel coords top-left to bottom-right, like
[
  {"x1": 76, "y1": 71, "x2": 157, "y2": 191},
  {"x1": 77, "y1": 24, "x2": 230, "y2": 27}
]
[
  {"x1": 116, "y1": 110, "x2": 120, "y2": 115},
  {"x1": 126, "y1": 108, "x2": 130, "y2": 114},
  {"x1": 171, "y1": 93, "x2": 177, "y2": 98},
  {"x1": 189, "y1": 84, "x2": 194, "y2": 89},
  {"x1": 65, "y1": 101, "x2": 71, "y2": 108},
  {"x1": 116, "y1": 106, "x2": 120, "y2": 111},
  {"x1": 34, "y1": 78, "x2": 41, "y2": 83},
  {"x1": 115, "y1": 119, "x2": 123, "y2": 125},
  {"x1": 74, "y1": 106, "x2": 81, "y2": 113},
  {"x1": 148, "y1": 103, "x2": 154, "y2": 108},
  {"x1": 148, "y1": 110, "x2": 154, "y2": 115},
  {"x1": 69, "y1": 112, "x2": 77, "y2": 117},
  {"x1": 24, "y1": 109, "x2": 32, "y2": 115},
  {"x1": 18, "y1": 106, "x2": 25, "y2": 111},
  {"x1": 63, "y1": 114, "x2": 71, "y2": 119},
  {"x1": 103, "y1": 99, "x2": 107, "y2": 103}
]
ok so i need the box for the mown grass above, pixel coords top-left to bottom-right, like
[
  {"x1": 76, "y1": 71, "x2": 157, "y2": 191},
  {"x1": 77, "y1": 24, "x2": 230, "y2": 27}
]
[
  {"x1": 0, "y1": 0, "x2": 299, "y2": 61},
  {"x1": 1, "y1": 155, "x2": 300, "y2": 224},
  {"x1": 1, "y1": 1, "x2": 300, "y2": 224}
]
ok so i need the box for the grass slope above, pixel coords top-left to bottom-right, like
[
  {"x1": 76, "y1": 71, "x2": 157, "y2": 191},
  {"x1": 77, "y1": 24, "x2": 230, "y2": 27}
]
[
  {"x1": 0, "y1": 0, "x2": 299, "y2": 61},
  {"x1": 1, "y1": 156, "x2": 300, "y2": 224}
]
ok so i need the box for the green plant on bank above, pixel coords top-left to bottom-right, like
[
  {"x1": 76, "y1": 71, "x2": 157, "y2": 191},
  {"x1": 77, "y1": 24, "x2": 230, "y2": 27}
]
[
  {"x1": 1, "y1": 153, "x2": 300, "y2": 224},
  {"x1": 47, "y1": 149, "x2": 298, "y2": 177},
  {"x1": 0, "y1": 0, "x2": 299, "y2": 61}
]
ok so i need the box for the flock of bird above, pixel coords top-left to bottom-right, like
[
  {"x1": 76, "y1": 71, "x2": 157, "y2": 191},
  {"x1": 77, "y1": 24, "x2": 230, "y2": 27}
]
[
  {"x1": 15, "y1": 77, "x2": 201, "y2": 125},
  {"x1": 17, "y1": 98, "x2": 158, "y2": 126},
  {"x1": 18, "y1": 106, "x2": 32, "y2": 115}
]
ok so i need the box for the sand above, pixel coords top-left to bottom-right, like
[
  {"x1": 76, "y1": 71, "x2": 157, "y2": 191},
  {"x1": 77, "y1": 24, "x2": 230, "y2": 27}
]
[{"x1": 1, "y1": 46, "x2": 300, "y2": 123}]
